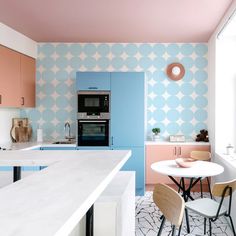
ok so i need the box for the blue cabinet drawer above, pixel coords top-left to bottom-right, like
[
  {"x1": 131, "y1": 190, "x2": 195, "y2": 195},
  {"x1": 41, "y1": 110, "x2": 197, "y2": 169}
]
[{"x1": 76, "y1": 72, "x2": 110, "y2": 91}]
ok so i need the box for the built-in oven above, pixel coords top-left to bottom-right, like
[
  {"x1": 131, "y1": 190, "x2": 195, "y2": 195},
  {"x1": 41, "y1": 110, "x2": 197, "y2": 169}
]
[
  {"x1": 77, "y1": 91, "x2": 109, "y2": 113},
  {"x1": 77, "y1": 119, "x2": 109, "y2": 146}
]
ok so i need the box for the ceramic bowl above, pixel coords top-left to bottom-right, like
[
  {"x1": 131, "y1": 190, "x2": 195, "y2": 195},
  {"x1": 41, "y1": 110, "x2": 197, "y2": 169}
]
[{"x1": 175, "y1": 157, "x2": 196, "y2": 168}]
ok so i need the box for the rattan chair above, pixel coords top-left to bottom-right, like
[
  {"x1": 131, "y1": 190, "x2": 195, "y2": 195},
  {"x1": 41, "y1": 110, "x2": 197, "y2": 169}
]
[
  {"x1": 153, "y1": 183, "x2": 185, "y2": 236},
  {"x1": 185, "y1": 179, "x2": 236, "y2": 236}
]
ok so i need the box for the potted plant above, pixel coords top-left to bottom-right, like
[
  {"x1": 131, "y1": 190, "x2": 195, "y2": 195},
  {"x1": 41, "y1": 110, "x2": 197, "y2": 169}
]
[{"x1": 152, "y1": 128, "x2": 161, "y2": 141}]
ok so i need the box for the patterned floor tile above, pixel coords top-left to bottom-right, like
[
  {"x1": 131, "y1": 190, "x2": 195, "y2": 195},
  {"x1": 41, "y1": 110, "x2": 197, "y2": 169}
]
[{"x1": 136, "y1": 192, "x2": 234, "y2": 236}]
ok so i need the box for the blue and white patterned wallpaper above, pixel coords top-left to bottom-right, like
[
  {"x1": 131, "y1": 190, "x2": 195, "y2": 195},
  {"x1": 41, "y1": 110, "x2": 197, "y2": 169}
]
[{"x1": 21, "y1": 43, "x2": 208, "y2": 140}]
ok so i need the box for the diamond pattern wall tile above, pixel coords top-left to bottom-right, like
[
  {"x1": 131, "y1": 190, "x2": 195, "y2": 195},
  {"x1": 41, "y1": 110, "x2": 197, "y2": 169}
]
[{"x1": 21, "y1": 43, "x2": 208, "y2": 141}]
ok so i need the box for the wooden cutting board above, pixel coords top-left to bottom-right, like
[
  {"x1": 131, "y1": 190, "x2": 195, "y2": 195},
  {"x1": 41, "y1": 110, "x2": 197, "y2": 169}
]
[{"x1": 10, "y1": 118, "x2": 32, "y2": 142}]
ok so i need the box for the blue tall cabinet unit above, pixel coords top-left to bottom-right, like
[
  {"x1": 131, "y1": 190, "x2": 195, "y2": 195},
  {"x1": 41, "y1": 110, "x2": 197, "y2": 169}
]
[
  {"x1": 110, "y1": 72, "x2": 145, "y2": 196},
  {"x1": 76, "y1": 71, "x2": 145, "y2": 195}
]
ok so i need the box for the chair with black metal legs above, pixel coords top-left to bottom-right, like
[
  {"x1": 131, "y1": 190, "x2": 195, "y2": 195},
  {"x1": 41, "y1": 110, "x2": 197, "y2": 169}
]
[
  {"x1": 153, "y1": 183, "x2": 185, "y2": 236},
  {"x1": 178, "y1": 151, "x2": 212, "y2": 199},
  {"x1": 185, "y1": 179, "x2": 236, "y2": 236},
  {"x1": 190, "y1": 150, "x2": 212, "y2": 198}
]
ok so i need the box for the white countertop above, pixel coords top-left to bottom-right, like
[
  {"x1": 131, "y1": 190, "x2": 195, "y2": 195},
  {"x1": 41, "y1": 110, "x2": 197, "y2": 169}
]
[
  {"x1": 215, "y1": 151, "x2": 236, "y2": 169},
  {"x1": 1, "y1": 140, "x2": 211, "y2": 151},
  {"x1": 145, "y1": 141, "x2": 210, "y2": 145},
  {"x1": 0, "y1": 141, "x2": 77, "y2": 150},
  {"x1": 0, "y1": 150, "x2": 131, "y2": 236}
]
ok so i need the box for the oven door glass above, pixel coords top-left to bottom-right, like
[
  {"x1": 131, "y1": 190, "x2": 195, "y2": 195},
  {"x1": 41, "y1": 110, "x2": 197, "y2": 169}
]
[{"x1": 78, "y1": 120, "x2": 109, "y2": 146}]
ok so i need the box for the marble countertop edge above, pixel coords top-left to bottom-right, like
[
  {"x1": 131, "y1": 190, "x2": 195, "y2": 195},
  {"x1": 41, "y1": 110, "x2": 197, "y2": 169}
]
[{"x1": 0, "y1": 150, "x2": 131, "y2": 236}]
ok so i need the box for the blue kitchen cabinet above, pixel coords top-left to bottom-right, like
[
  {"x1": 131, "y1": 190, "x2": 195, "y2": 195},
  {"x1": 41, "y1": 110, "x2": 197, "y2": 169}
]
[
  {"x1": 0, "y1": 166, "x2": 13, "y2": 171},
  {"x1": 23, "y1": 166, "x2": 41, "y2": 171},
  {"x1": 76, "y1": 147, "x2": 110, "y2": 150},
  {"x1": 111, "y1": 147, "x2": 145, "y2": 196},
  {"x1": 110, "y1": 72, "x2": 145, "y2": 196},
  {"x1": 110, "y1": 72, "x2": 145, "y2": 146},
  {"x1": 76, "y1": 72, "x2": 110, "y2": 91}
]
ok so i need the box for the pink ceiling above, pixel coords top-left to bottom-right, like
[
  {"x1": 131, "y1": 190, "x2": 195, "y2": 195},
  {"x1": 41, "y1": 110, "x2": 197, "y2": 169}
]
[{"x1": 0, "y1": 0, "x2": 233, "y2": 42}]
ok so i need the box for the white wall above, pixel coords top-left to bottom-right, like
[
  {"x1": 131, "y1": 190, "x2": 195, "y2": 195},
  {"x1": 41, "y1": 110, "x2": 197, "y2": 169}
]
[
  {"x1": 0, "y1": 22, "x2": 37, "y2": 58},
  {"x1": 0, "y1": 108, "x2": 19, "y2": 187},
  {"x1": 208, "y1": 1, "x2": 236, "y2": 153},
  {"x1": 208, "y1": 2, "x2": 236, "y2": 228},
  {"x1": 207, "y1": 35, "x2": 216, "y2": 153},
  {"x1": 0, "y1": 109, "x2": 19, "y2": 144},
  {"x1": 215, "y1": 38, "x2": 236, "y2": 151}
]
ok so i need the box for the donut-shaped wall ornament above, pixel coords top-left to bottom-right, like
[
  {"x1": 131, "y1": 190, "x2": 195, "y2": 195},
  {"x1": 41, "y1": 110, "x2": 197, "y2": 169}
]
[{"x1": 166, "y1": 63, "x2": 185, "y2": 81}]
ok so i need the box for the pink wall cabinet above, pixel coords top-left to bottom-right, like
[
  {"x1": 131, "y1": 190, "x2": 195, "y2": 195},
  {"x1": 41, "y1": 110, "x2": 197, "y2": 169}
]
[
  {"x1": 20, "y1": 54, "x2": 36, "y2": 107},
  {"x1": 145, "y1": 144, "x2": 210, "y2": 185},
  {"x1": 0, "y1": 45, "x2": 35, "y2": 108},
  {"x1": 0, "y1": 45, "x2": 21, "y2": 107}
]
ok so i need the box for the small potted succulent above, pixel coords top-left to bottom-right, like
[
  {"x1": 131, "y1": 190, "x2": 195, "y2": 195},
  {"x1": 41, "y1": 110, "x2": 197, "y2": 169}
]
[{"x1": 152, "y1": 128, "x2": 161, "y2": 141}]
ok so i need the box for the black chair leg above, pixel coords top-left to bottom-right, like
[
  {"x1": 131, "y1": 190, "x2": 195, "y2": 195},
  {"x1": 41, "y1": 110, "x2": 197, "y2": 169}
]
[
  {"x1": 229, "y1": 215, "x2": 236, "y2": 236},
  {"x1": 157, "y1": 216, "x2": 166, "y2": 236},
  {"x1": 178, "y1": 178, "x2": 183, "y2": 193},
  {"x1": 178, "y1": 221, "x2": 183, "y2": 236},
  {"x1": 171, "y1": 225, "x2": 176, "y2": 236},
  {"x1": 204, "y1": 218, "x2": 207, "y2": 235},
  {"x1": 209, "y1": 219, "x2": 212, "y2": 236},
  {"x1": 200, "y1": 179, "x2": 203, "y2": 198},
  {"x1": 206, "y1": 177, "x2": 212, "y2": 199},
  {"x1": 185, "y1": 208, "x2": 190, "y2": 233}
]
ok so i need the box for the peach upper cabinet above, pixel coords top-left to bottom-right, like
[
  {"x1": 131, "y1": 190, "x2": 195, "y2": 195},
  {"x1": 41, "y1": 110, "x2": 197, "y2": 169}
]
[
  {"x1": 0, "y1": 45, "x2": 21, "y2": 107},
  {"x1": 20, "y1": 54, "x2": 36, "y2": 107},
  {"x1": 0, "y1": 45, "x2": 35, "y2": 108}
]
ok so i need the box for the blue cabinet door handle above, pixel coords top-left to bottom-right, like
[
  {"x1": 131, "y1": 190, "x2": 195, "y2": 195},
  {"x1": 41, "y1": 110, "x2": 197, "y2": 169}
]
[
  {"x1": 111, "y1": 136, "x2": 114, "y2": 145},
  {"x1": 88, "y1": 87, "x2": 98, "y2": 90}
]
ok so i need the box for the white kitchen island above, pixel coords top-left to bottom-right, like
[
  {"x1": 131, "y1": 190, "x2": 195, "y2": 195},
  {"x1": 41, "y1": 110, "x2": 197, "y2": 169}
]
[{"x1": 0, "y1": 150, "x2": 131, "y2": 236}]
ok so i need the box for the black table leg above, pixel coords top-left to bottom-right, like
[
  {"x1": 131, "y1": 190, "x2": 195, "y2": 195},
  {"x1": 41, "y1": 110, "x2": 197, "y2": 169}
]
[
  {"x1": 168, "y1": 176, "x2": 201, "y2": 201},
  {"x1": 86, "y1": 205, "x2": 94, "y2": 236},
  {"x1": 13, "y1": 166, "x2": 21, "y2": 182}
]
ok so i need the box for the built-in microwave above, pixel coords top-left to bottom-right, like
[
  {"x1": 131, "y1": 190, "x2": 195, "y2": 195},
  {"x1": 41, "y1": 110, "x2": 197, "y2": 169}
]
[{"x1": 77, "y1": 91, "x2": 109, "y2": 113}]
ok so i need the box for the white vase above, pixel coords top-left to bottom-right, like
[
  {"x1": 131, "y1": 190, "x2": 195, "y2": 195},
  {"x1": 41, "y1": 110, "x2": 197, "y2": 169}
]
[{"x1": 153, "y1": 134, "x2": 160, "y2": 141}]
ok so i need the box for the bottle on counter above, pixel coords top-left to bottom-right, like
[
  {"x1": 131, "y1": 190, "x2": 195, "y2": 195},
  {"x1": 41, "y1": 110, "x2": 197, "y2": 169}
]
[
  {"x1": 37, "y1": 126, "x2": 43, "y2": 142},
  {"x1": 226, "y1": 144, "x2": 234, "y2": 155}
]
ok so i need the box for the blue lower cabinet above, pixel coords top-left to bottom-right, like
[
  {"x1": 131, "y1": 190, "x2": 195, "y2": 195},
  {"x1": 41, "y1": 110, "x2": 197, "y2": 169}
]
[
  {"x1": 22, "y1": 166, "x2": 40, "y2": 171},
  {"x1": 112, "y1": 146, "x2": 145, "y2": 196},
  {"x1": 0, "y1": 167, "x2": 13, "y2": 171},
  {"x1": 76, "y1": 146, "x2": 111, "y2": 150},
  {"x1": 40, "y1": 147, "x2": 76, "y2": 150}
]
